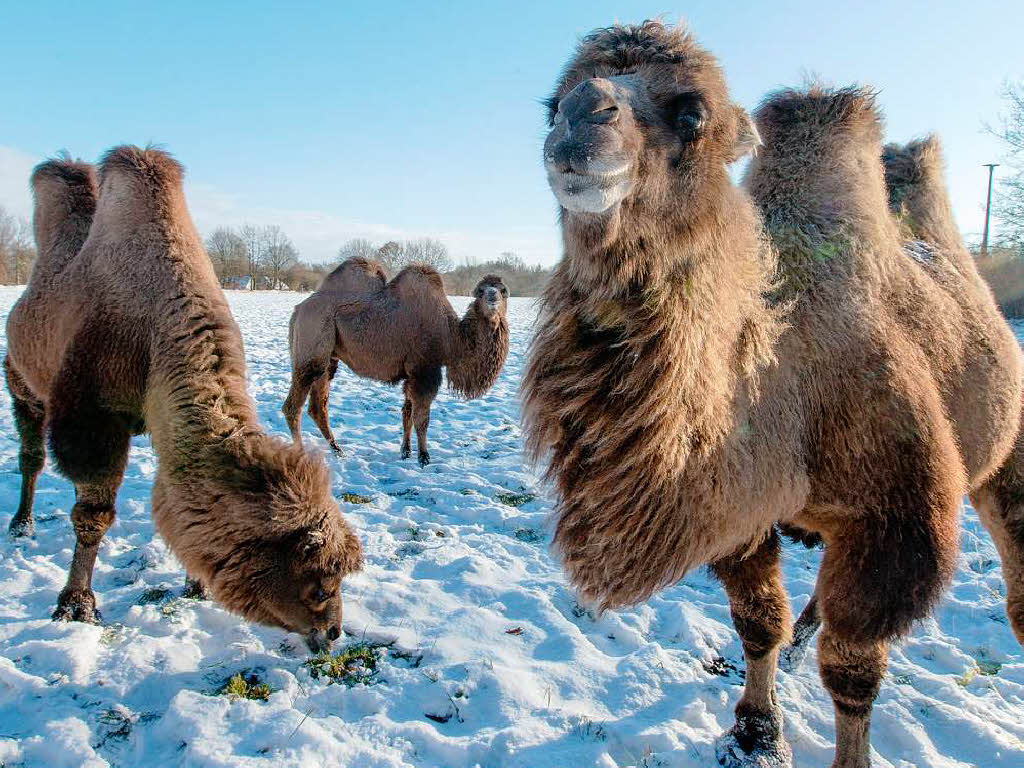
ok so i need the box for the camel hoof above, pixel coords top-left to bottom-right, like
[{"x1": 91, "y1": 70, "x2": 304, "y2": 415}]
[
  {"x1": 400, "y1": 446, "x2": 411, "y2": 460},
  {"x1": 8, "y1": 515, "x2": 34, "y2": 538},
  {"x1": 328, "y1": 441, "x2": 342, "y2": 455},
  {"x1": 715, "y1": 706, "x2": 791, "y2": 768},
  {"x1": 418, "y1": 451, "x2": 431, "y2": 467},
  {"x1": 52, "y1": 589, "x2": 102, "y2": 624},
  {"x1": 183, "y1": 577, "x2": 209, "y2": 600}
]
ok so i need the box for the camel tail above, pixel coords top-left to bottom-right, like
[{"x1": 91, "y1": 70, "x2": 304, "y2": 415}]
[{"x1": 971, "y1": 430, "x2": 1024, "y2": 646}]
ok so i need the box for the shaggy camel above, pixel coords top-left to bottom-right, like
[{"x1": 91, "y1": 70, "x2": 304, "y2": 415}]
[
  {"x1": 522, "y1": 21, "x2": 1022, "y2": 768},
  {"x1": 5, "y1": 148, "x2": 361, "y2": 651},
  {"x1": 784, "y1": 136, "x2": 1024, "y2": 662},
  {"x1": 283, "y1": 263, "x2": 509, "y2": 465}
]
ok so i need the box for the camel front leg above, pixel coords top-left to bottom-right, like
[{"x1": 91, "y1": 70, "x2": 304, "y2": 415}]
[
  {"x1": 54, "y1": 484, "x2": 119, "y2": 622},
  {"x1": 408, "y1": 367, "x2": 441, "y2": 466},
  {"x1": 711, "y1": 531, "x2": 793, "y2": 767}
]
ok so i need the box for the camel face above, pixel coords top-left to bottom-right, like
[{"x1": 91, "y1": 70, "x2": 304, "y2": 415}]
[
  {"x1": 544, "y1": 25, "x2": 760, "y2": 222},
  {"x1": 473, "y1": 275, "x2": 508, "y2": 321}
]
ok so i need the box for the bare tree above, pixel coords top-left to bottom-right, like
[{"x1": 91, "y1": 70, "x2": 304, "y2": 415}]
[
  {"x1": 988, "y1": 81, "x2": 1024, "y2": 247},
  {"x1": 205, "y1": 226, "x2": 247, "y2": 285},
  {"x1": 336, "y1": 238, "x2": 378, "y2": 263},
  {"x1": 238, "y1": 224, "x2": 263, "y2": 289},
  {"x1": 0, "y1": 206, "x2": 35, "y2": 285},
  {"x1": 261, "y1": 225, "x2": 298, "y2": 289},
  {"x1": 403, "y1": 237, "x2": 452, "y2": 272},
  {"x1": 376, "y1": 240, "x2": 404, "y2": 274}
]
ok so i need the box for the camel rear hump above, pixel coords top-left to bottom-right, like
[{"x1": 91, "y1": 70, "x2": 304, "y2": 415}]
[{"x1": 28, "y1": 157, "x2": 97, "y2": 279}]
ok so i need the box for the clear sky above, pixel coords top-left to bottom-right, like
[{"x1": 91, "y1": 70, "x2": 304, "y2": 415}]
[{"x1": 1, "y1": 1, "x2": 1021, "y2": 266}]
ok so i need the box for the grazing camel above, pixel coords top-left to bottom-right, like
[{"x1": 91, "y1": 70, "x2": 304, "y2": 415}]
[
  {"x1": 283, "y1": 262, "x2": 509, "y2": 465},
  {"x1": 5, "y1": 148, "x2": 362, "y2": 651},
  {"x1": 522, "y1": 21, "x2": 1022, "y2": 768}
]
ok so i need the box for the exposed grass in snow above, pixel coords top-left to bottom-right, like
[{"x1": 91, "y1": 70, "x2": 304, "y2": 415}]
[{"x1": 219, "y1": 672, "x2": 275, "y2": 701}]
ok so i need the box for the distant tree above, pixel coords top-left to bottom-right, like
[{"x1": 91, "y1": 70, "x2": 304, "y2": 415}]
[
  {"x1": 377, "y1": 240, "x2": 404, "y2": 273},
  {"x1": 261, "y1": 225, "x2": 298, "y2": 289},
  {"x1": 205, "y1": 226, "x2": 247, "y2": 284},
  {"x1": 0, "y1": 206, "x2": 35, "y2": 285},
  {"x1": 988, "y1": 81, "x2": 1024, "y2": 247},
  {"x1": 403, "y1": 237, "x2": 452, "y2": 272},
  {"x1": 238, "y1": 224, "x2": 263, "y2": 289},
  {"x1": 336, "y1": 238, "x2": 378, "y2": 263}
]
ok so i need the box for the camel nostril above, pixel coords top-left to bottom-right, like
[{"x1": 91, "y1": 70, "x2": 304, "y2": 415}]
[{"x1": 327, "y1": 625, "x2": 340, "y2": 641}]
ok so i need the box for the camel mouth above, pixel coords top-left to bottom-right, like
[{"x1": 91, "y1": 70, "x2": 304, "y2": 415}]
[
  {"x1": 546, "y1": 167, "x2": 632, "y2": 214},
  {"x1": 304, "y1": 627, "x2": 338, "y2": 654}
]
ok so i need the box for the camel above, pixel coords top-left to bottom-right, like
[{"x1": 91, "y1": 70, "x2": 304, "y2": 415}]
[
  {"x1": 5, "y1": 148, "x2": 362, "y2": 651},
  {"x1": 521, "y1": 21, "x2": 1023, "y2": 768},
  {"x1": 283, "y1": 262, "x2": 509, "y2": 465},
  {"x1": 783, "y1": 136, "x2": 1024, "y2": 663}
]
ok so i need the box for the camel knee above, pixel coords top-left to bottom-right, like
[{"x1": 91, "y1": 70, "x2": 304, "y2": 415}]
[
  {"x1": 818, "y1": 631, "x2": 887, "y2": 718},
  {"x1": 19, "y1": 445, "x2": 45, "y2": 477},
  {"x1": 712, "y1": 534, "x2": 792, "y2": 660},
  {"x1": 70, "y1": 500, "x2": 117, "y2": 547}
]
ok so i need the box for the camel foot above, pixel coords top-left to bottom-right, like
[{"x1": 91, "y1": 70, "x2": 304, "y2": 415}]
[
  {"x1": 400, "y1": 446, "x2": 411, "y2": 460},
  {"x1": 8, "y1": 514, "x2": 34, "y2": 538},
  {"x1": 715, "y1": 706, "x2": 791, "y2": 768},
  {"x1": 418, "y1": 451, "x2": 431, "y2": 467},
  {"x1": 183, "y1": 577, "x2": 209, "y2": 600},
  {"x1": 52, "y1": 588, "x2": 102, "y2": 624},
  {"x1": 328, "y1": 440, "x2": 342, "y2": 455},
  {"x1": 779, "y1": 638, "x2": 812, "y2": 673}
]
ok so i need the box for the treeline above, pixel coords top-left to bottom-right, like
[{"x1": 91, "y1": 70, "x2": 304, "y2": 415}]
[
  {"x1": 204, "y1": 224, "x2": 299, "y2": 290},
  {"x1": 443, "y1": 251, "x2": 552, "y2": 296},
  {"x1": 975, "y1": 244, "x2": 1024, "y2": 317}
]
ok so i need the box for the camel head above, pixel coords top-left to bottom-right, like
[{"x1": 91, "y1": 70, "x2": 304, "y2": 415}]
[
  {"x1": 543, "y1": 21, "x2": 760, "y2": 220},
  {"x1": 471, "y1": 274, "x2": 508, "y2": 322},
  {"x1": 181, "y1": 439, "x2": 363, "y2": 652}
]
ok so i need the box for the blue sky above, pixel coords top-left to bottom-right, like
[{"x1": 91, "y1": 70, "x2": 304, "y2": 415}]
[{"x1": 0, "y1": 0, "x2": 1021, "y2": 265}]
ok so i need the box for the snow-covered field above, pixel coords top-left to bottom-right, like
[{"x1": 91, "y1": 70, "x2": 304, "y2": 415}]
[{"x1": 0, "y1": 285, "x2": 1022, "y2": 768}]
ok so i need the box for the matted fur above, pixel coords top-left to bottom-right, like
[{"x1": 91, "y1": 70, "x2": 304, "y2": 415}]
[
  {"x1": 525, "y1": 22, "x2": 1023, "y2": 766},
  {"x1": 5, "y1": 147, "x2": 361, "y2": 641},
  {"x1": 284, "y1": 261, "x2": 509, "y2": 461}
]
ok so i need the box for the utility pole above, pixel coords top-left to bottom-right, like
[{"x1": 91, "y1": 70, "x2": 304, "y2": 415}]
[{"x1": 982, "y1": 163, "x2": 999, "y2": 256}]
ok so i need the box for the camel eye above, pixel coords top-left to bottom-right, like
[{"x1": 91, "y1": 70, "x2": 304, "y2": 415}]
[
  {"x1": 311, "y1": 586, "x2": 330, "y2": 604},
  {"x1": 677, "y1": 110, "x2": 705, "y2": 140}
]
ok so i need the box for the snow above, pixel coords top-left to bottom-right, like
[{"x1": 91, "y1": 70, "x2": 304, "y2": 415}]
[{"x1": 1, "y1": 284, "x2": 1022, "y2": 768}]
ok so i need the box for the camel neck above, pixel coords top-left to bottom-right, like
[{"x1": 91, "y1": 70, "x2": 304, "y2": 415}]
[{"x1": 446, "y1": 306, "x2": 509, "y2": 398}]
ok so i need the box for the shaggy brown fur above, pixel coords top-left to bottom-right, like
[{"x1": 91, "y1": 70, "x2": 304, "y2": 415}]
[
  {"x1": 318, "y1": 256, "x2": 388, "y2": 294},
  {"x1": 283, "y1": 262, "x2": 509, "y2": 464},
  {"x1": 5, "y1": 148, "x2": 361, "y2": 651},
  {"x1": 522, "y1": 21, "x2": 1022, "y2": 768}
]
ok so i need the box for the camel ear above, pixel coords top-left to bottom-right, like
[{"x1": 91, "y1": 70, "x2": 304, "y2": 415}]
[{"x1": 731, "y1": 105, "x2": 762, "y2": 162}]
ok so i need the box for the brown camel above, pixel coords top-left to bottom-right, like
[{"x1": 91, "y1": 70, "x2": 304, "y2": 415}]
[
  {"x1": 283, "y1": 262, "x2": 509, "y2": 465},
  {"x1": 522, "y1": 21, "x2": 1022, "y2": 768},
  {"x1": 5, "y1": 148, "x2": 362, "y2": 651}
]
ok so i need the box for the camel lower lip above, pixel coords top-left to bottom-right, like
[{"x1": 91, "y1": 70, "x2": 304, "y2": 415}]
[{"x1": 554, "y1": 170, "x2": 629, "y2": 195}]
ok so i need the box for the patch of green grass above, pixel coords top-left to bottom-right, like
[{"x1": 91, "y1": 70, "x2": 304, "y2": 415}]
[
  {"x1": 513, "y1": 527, "x2": 542, "y2": 543},
  {"x1": 138, "y1": 586, "x2": 174, "y2": 605},
  {"x1": 340, "y1": 492, "x2": 373, "y2": 504},
  {"x1": 220, "y1": 672, "x2": 274, "y2": 701},
  {"x1": 978, "y1": 659, "x2": 1002, "y2": 676},
  {"x1": 305, "y1": 642, "x2": 385, "y2": 687},
  {"x1": 495, "y1": 491, "x2": 536, "y2": 507}
]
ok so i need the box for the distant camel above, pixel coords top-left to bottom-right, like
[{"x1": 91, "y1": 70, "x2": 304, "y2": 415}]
[
  {"x1": 522, "y1": 21, "x2": 1022, "y2": 768},
  {"x1": 284, "y1": 262, "x2": 509, "y2": 465},
  {"x1": 5, "y1": 148, "x2": 361, "y2": 651}
]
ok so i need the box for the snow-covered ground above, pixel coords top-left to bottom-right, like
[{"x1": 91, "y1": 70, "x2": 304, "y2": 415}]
[{"x1": 0, "y1": 285, "x2": 1021, "y2": 768}]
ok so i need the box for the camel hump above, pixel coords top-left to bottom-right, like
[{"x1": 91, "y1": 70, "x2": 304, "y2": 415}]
[
  {"x1": 394, "y1": 263, "x2": 446, "y2": 293},
  {"x1": 755, "y1": 84, "x2": 881, "y2": 145},
  {"x1": 31, "y1": 155, "x2": 96, "y2": 196},
  {"x1": 98, "y1": 145, "x2": 185, "y2": 193},
  {"x1": 883, "y1": 135, "x2": 943, "y2": 190},
  {"x1": 321, "y1": 257, "x2": 388, "y2": 292}
]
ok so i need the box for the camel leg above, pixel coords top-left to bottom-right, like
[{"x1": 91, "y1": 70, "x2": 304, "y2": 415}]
[
  {"x1": 400, "y1": 381, "x2": 413, "y2": 460},
  {"x1": 5, "y1": 359, "x2": 45, "y2": 537},
  {"x1": 183, "y1": 575, "x2": 209, "y2": 600},
  {"x1": 712, "y1": 531, "x2": 793, "y2": 767},
  {"x1": 283, "y1": 359, "x2": 330, "y2": 448},
  {"x1": 971, "y1": 474, "x2": 1024, "y2": 645},
  {"x1": 779, "y1": 592, "x2": 821, "y2": 672},
  {"x1": 408, "y1": 367, "x2": 441, "y2": 467},
  {"x1": 48, "y1": 369, "x2": 131, "y2": 623},
  {"x1": 308, "y1": 364, "x2": 340, "y2": 453}
]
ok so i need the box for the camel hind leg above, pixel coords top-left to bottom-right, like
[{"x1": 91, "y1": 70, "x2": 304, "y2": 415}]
[
  {"x1": 5, "y1": 358, "x2": 46, "y2": 537},
  {"x1": 307, "y1": 360, "x2": 341, "y2": 453},
  {"x1": 711, "y1": 531, "x2": 794, "y2": 767},
  {"x1": 971, "y1": 451, "x2": 1024, "y2": 645},
  {"x1": 407, "y1": 367, "x2": 441, "y2": 466}
]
